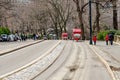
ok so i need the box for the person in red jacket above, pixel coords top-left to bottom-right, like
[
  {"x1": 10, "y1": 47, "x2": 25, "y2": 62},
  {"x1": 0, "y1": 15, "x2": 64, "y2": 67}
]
[
  {"x1": 93, "y1": 35, "x2": 97, "y2": 45},
  {"x1": 105, "y1": 34, "x2": 109, "y2": 45}
]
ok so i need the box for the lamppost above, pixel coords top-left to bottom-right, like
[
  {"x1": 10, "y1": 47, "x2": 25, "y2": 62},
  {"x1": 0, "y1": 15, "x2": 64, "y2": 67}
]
[
  {"x1": 87, "y1": 0, "x2": 119, "y2": 45},
  {"x1": 89, "y1": 0, "x2": 93, "y2": 45}
]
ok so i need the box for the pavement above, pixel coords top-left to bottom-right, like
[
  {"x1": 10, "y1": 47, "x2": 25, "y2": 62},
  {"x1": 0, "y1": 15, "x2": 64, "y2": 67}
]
[
  {"x1": 88, "y1": 41, "x2": 120, "y2": 80},
  {"x1": 48, "y1": 41, "x2": 113, "y2": 80},
  {"x1": 94, "y1": 41, "x2": 120, "y2": 62},
  {"x1": 0, "y1": 40, "x2": 43, "y2": 55}
]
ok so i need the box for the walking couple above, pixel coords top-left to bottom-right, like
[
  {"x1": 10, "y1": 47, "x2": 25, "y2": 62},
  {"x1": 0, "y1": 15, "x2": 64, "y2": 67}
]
[{"x1": 105, "y1": 33, "x2": 114, "y2": 45}]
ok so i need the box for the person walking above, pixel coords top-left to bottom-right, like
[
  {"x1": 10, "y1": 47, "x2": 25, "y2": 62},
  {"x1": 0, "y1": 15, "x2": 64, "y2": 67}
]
[
  {"x1": 109, "y1": 33, "x2": 114, "y2": 45},
  {"x1": 105, "y1": 34, "x2": 109, "y2": 45},
  {"x1": 93, "y1": 35, "x2": 97, "y2": 45},
  {"x1": 33, "y1": 33, "x2": 36, "y2": 40}
]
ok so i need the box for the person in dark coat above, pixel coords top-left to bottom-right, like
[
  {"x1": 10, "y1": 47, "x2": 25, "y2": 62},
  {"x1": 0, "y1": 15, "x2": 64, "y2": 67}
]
[
  {"x1": 109, "y1": 33, "x2": 114, "y2": 45},
  {"x1": 33, "y1": 33, "x2": 36, "y2": 40}
]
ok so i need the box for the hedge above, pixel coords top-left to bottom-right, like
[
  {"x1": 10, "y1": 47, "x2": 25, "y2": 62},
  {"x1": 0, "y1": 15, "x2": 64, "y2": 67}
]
[
  {"x1": 115, "y1": 30, "x2": 120, "y2": 35},
  {"x1": 0, "y1": 27, "x2": 10, "y2": 35},
  {"x1": 97, "y1": 30, "x2": 117, "y2": 40}
]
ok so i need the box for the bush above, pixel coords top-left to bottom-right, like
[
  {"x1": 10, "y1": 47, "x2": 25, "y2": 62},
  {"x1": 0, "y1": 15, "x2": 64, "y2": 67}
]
[
  {"x1": 108, "y1": 30, "x2": 117, "y2": 35},
  {"x1": 27, "y1": 34, "x2": 33, "y2": 39},
  {"x1": 97, "y1": 31, "x2": 107, "y2": 40},
  {"x1": 0, "y1": 27, "x2": 10, "y2": 35},
  {"x1": 0, "y1": 28, "x2": 3, "y2": 34},
  {"x1": 97, "y1": 30, "x2": 117, "y2": 40},
  {"x1": 115, "y1": 30, "x2": 120, "y2": 35}
]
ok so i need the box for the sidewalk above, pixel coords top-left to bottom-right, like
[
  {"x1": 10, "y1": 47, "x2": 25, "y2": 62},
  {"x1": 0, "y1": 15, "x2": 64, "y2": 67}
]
[
  {"x1": 87, "y1": 41, "x2": 120, "y2": 80},
  {"x1": 94, "y1": 41, "x2": 120, "y2": 61},
  {"x1": 0, "y1": 40, "x2": 43, "y2": 55}
]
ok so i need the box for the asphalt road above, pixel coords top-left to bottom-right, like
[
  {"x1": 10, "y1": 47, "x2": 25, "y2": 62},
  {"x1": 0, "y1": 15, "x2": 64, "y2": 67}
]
[
  {"x1": 0, "y1": 40, "x2": 59, "y2": 76},
  {"x1": 32, "y1": 41, "x2": 112, "y2": 80},
  {"x1": 33, "y1": 41, "x2": 73, "y2": 80},
  {"x1": 0, "y1": 40, "x2": 115, "y2": 80}
]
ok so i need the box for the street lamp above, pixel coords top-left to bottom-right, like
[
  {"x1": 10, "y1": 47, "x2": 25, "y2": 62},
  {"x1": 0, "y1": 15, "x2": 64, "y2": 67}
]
[
  {"x1": 86, "y1": 0, "x2": 119, "y2": 45},
  {"x1": 89, "y1": 0, "x2": 93, "y2": 45}
]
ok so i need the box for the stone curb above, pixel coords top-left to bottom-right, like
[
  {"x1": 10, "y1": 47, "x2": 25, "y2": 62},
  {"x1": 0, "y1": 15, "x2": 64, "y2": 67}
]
[
  {"x1": 0, "y1": 40, "x2": 44, "y2": 56},
  {"x1": 114, "y1": 42, "x2": 120, "y2": 45},
  {"x1": 87, "y1": 43, "x2": 116, "y2": 80},
  {"x1": 0, "y1": 40, "x2": 61, "y2": 80}
]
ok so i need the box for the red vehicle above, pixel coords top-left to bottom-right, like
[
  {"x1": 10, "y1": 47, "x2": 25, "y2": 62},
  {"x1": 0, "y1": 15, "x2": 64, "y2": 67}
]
[
  {"x1": 72, "y1": 28, "x2": 81, "y2": 41},
  {"x1": 62, "y1": 33, "x2": 68, "y2": 40}
]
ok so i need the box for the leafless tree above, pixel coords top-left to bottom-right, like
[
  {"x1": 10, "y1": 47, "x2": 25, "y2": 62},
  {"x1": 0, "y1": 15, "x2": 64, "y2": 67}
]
[
  {"x1": 111, "y1": 0, "x2": 118, "y2": 30},
  {"x1": 47, "y1": 0, "x2": 73, "y2": 38},
  {"x1": 0, "y1": 0, "x2": 14, "y2": 27},
  {"x1": 73, "y1": 0, "x2": 86, "y2": 39},
  {"x1": 98, "y1": 0, "x2": 118, "y2": 30}
]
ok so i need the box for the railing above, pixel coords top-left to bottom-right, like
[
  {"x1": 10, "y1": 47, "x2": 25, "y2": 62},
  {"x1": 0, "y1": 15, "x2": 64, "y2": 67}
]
[{"x1": 114, "y1": 35, "x2": 120, "y2": 43}]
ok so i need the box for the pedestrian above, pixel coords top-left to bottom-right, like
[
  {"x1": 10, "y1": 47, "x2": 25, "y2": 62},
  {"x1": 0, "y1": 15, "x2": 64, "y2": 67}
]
[
  {"x1": 93, "y1": 35, "x2": 97, "y2": 45},
  {"x1": 105, "y1": 34, "x2": 109, "y2": 45},
  {"x1": 109, "y1": 33, "x2": 114, "y2": 45},
  {"x1": 33, "y1": 33, "x2": 36, "y2": 40},
  {"x1": 21, "y1": 33, "x2": 24, "y2": 41}
]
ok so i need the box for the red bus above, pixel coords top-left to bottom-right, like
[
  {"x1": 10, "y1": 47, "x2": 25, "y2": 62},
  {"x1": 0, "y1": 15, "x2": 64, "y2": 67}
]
[
  {"x1": 72, "y1": 28, "x2": 81, "y2": 41},
  {"x1": 62, "y1": 33, "x2": 68, "y2": 40}
]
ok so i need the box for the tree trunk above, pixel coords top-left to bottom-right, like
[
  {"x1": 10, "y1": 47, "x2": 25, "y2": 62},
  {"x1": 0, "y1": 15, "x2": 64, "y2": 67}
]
[
  {"x1": 55, "y1": 26, "x2": 58, "y2": 39},
  {"x1": 96, "y1": 2, "x2": 100, "y2": 32},
  {"x1": 63, "y1": 22, "x2": 67, "y2": 33},
  {"x1": 4, "y1": 17, "x2": 8, "y2": 27},
  {"x1": 43, "y1": 28, "x2": 46, "y2": 35},
  {"x1": 73, "y1": 0, "x2": 85, "y2": 40},
  {"x1": 112, "y1": 0, "x2": 118, "y2": 30},
  {"x1": 78, "y1": 12, "x2": 85, "y2": 40},
  {"x1": 59, "y1": 26, "x2": 62, "y2": 37}
]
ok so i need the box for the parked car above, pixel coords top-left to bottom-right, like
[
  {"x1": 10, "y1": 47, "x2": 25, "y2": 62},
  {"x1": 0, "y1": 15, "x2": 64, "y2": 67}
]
[
  {"x1": 0, "y1": 34, "x2": 8, "y2": 41},
  {"x1": 8, "y1": 34, "x2": 19, "y2": 41},
  {"x1": 15, "y1": 35, "x2": 21, "y2": 41}
]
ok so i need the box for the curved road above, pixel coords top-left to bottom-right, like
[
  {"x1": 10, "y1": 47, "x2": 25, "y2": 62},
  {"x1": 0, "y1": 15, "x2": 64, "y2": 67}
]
[
  {"x1": 0, "y1": 40, "x2": 114, "y2": 80},
  {"x1": 33, "y1": 41, "x2": 74, "y2": 80},
  {"x1": 32, "y1": 41, "x2": 112, "y2": 80}
]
